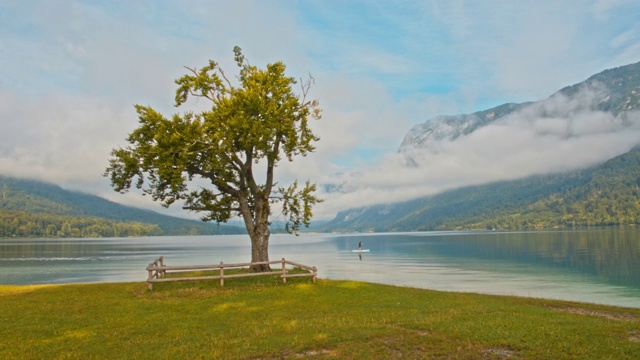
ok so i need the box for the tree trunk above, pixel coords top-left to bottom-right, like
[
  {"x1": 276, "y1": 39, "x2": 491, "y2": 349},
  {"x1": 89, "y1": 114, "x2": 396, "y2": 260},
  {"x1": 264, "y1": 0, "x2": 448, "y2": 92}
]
[{"x1": 249, "y1": 221, "x2": 271, "y2": 272}]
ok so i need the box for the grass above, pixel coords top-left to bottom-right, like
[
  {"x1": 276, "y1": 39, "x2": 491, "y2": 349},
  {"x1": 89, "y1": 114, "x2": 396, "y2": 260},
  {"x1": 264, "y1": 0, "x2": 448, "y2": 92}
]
[{"x1": 1, "y1": 274, "x2": 639, "y2": 359}]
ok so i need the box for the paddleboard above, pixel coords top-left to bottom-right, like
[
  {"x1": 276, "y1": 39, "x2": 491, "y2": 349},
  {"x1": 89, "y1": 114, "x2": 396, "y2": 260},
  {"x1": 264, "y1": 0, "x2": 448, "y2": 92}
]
[{"x1": 352, "y1": 249, "x2": 370, "y2": 252}]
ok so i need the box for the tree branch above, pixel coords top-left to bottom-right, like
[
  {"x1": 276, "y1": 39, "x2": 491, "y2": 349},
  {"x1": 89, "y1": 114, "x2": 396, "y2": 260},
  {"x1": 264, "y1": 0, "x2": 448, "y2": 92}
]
[{"x1": 217, "y1": 66, "x2": 234, "y2": 90}]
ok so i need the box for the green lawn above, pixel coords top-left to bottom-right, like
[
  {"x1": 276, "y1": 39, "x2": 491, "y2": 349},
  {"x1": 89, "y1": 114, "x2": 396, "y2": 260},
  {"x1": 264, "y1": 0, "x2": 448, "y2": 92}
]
[{"x1": 1, "y1": 275, "x2": 639, "y2": 359}]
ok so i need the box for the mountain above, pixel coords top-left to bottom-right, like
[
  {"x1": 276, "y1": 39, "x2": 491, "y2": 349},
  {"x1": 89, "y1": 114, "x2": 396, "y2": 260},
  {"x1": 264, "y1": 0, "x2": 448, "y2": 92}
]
[
  {"x1": 0, "y1": 176, "x2": 245, "y2": 237},
  {"x1": 400, "y1": 61, "x2": 640, "y2": 153},
  {"x1": 399, "y1": 102, "x2": 529, "y2": 153},
  {"x1": 327, "y1": 61, "x2": 640, "y2": 232},
  {"x1": 324, "y1": 145, "x2": 640, "y2": 232}
]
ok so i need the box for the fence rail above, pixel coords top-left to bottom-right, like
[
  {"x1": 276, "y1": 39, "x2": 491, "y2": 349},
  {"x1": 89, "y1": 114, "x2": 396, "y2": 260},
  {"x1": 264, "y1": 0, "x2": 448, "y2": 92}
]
[{"x1": 146, "y1": 256, "x2": 317, "y2": 290}]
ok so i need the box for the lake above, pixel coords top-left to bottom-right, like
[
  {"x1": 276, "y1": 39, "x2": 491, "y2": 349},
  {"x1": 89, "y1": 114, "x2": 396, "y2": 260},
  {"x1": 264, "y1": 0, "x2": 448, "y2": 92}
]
[{"x1": 1, "y1": 228, "x2": 639, "y2": 308}]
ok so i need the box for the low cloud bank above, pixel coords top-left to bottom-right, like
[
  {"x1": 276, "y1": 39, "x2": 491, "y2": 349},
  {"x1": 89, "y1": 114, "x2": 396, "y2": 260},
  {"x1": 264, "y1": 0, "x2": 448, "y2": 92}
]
[{"x1": 314, "y1": 84, "x2": 640, "y2": 219}]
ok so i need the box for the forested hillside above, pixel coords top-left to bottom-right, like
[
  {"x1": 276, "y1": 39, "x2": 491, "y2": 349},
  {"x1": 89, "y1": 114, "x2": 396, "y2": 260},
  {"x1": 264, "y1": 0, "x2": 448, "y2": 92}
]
[
  {"x1": 0, "y1": 176, "x2": 245, "y2": 238},
  {"x1": 324, "y1": 146, "x2": 640, "y2": 232}
]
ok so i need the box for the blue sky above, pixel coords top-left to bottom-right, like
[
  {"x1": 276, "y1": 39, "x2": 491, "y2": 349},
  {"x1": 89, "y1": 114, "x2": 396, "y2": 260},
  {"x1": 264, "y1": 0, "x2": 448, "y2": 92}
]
[{"x1": 1, "y1": 0, "x2": 640, "y2": 219}]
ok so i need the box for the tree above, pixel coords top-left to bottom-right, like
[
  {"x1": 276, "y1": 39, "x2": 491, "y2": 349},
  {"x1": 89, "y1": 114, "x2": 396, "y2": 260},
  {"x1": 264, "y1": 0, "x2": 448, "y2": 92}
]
[{"x1": 105, "y1": 47, "x2": 322, "y2": 271}]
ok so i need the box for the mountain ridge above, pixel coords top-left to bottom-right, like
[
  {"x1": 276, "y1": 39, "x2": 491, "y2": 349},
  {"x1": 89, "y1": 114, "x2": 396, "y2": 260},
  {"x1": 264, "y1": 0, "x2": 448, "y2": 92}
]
[
  {"x1": 327, "y1": 60, "x2": 640, "y2": 232},
  {"x1": 400, "y1": 60, "x2": 640, "y2": 153},
  {"x1": 0, "y1": 176, "x2": 245, "y2": 237}
]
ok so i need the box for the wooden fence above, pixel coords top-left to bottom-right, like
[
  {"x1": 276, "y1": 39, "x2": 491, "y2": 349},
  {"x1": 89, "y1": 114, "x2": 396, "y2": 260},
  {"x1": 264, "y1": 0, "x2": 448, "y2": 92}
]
[{"x1": 145, "y1": 256, "x2": 317, "y2": 290}]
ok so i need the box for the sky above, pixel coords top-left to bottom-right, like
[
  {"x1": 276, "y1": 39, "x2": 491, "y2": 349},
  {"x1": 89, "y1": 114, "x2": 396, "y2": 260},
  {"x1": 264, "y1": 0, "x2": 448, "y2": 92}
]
[{"x1": 1, "y1": 0, "x2": 640, "y2": 222}]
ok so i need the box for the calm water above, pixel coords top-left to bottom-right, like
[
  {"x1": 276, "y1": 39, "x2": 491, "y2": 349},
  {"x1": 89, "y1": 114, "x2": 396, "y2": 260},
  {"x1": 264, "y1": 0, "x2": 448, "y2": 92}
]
[{"x1": 1, "y1": 228, "x2": 639, "y2": 308}]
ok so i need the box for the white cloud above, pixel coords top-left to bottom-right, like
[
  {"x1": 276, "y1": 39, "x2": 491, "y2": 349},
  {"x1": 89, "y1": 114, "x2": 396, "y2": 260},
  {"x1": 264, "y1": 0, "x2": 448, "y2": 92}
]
[
  {"x1": 0, "y1": 91, "x2": 135, "y2": 184},
  {"x1": 313, "y1": 84, "x2": 640, "y2": 219},
  {"x1": 2, "y1": 0, "x2": 640, "y2": 223},
  {"x1": 590, "y1": 0, "x2": 628, "y2": 21}
]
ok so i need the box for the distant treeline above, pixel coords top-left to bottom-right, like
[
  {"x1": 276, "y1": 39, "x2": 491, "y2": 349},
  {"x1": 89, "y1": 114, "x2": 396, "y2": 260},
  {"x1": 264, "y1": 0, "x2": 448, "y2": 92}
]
[{"x1": 0, "y1": 210, "x2": 162, "y2": 238}]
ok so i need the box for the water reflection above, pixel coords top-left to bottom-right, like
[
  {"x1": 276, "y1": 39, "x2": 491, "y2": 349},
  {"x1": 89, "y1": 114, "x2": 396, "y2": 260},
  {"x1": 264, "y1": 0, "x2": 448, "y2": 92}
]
[
  {"x1": 1, "y1": 229, "x2": 639, "y2": 308},
  {"x1": 330, "y1": 228, "x2": 640, "y2": 288}
]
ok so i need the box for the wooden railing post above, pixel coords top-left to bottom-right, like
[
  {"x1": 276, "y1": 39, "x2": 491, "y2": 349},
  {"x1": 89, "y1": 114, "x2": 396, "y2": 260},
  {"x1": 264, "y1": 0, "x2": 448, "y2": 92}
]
[
  {"x1": 159, "y1": 256, "x2": 165, "y2": 277},
  {"x1": 281, "y1": 258, "x2": 287, "y2": 283},
  {"x1": 220, "y1": 261, "x2": 224, "y2": 287},
  {"x1": 148, "y1": 262, "x2": 154, "y2": 291},
  {"x1": 312, "y1": 266, "x2": 317, "y2": 283}
]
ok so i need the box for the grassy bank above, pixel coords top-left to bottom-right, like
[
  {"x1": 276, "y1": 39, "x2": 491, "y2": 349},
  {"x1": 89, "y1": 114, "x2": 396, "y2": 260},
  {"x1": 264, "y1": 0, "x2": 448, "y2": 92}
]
[{"x1": 1, "y1": 276, "x2": 639, "y2": 359}]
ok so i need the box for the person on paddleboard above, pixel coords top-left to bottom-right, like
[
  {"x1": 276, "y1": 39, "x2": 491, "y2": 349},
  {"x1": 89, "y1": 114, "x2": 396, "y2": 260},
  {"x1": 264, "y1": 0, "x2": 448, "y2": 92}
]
[{"x1": 358, "y1": 241, "x2": 363, "y2": 250}]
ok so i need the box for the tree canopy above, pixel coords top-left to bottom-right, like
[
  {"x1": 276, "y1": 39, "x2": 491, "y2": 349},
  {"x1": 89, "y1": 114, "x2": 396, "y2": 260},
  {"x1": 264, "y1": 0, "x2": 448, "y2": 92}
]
[{"x1": 105, "y1": 47, "x2": 322, "y2": 270}]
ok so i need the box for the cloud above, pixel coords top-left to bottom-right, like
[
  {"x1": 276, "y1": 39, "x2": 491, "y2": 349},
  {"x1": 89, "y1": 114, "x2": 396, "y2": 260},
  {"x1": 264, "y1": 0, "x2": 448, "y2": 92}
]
[
  {"x1": 313, "y1": 83, "x2": 640, "y2": 219},
  {"x1": 2, "y1": 0, "x2": 640, "y2": 223},
  {"x1": 0, "y1": 90, "x2": 135, "y2": 186}
]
